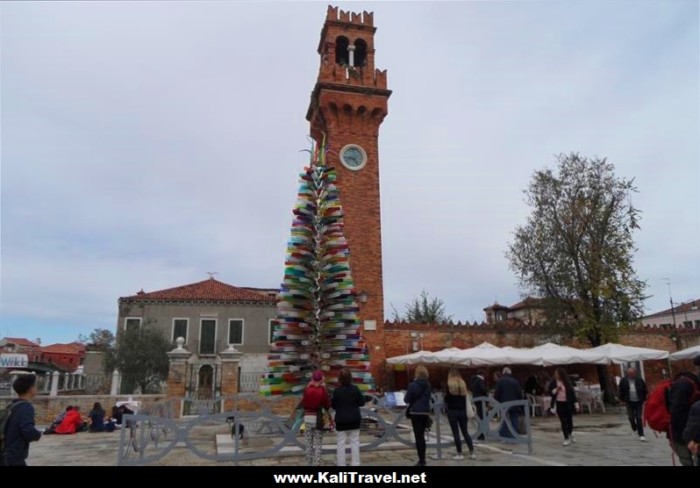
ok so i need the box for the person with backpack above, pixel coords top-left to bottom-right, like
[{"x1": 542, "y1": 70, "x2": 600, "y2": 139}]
[
  {"x1": 0, "y1": 375, "x2": 42, "y2": 466},
  {"x1": 404, "y1": 365, "x2": 432, "y2": 467},
  {"x1": 618, "y1": 367, "x2": 648, "y2": 442},
  {"x1": 301, "y1": 370, "x2": 332, "y2": 466},
  {"x1": 331, "y1": 368, "x2": 365, "y2": 466},
  {"x1": 668, "y1": 356, "x2": 700, "y2": 466}
]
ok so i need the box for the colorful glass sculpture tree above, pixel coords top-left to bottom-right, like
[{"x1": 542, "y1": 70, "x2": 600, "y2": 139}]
[{"x1": 261, "y1": 141, "x2": 374, "y2": 395}]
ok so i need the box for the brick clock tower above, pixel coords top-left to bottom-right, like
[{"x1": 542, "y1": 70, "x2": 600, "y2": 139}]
[{"x1": 306, "y1": 6, "x2": 391, "y2": 387}]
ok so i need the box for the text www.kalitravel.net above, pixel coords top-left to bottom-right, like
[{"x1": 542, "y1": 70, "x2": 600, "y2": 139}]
[{"x1": 273, "y1": 472, "x2": 428, "y2": 484}]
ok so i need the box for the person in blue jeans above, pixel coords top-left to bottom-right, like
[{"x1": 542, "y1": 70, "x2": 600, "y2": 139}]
[
  {"x1": 444, "y1": 368, "x2": 476, "y2": 460},
  {"x1": 1, "y1": 375, "x2": 42, "y2": 466}
]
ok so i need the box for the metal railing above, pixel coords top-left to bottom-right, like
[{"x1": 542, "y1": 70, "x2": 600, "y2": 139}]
[{"x1": 117, "y1": 394, "x2": 531, "y2": 465}]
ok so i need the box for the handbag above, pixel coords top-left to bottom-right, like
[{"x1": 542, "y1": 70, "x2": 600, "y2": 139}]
[
  {"x1": 286, "y1": 400, "x2": 305, "y2": 431},
  {"x1": 466, "y1": 392, "x2": 476, "y2": 419}
]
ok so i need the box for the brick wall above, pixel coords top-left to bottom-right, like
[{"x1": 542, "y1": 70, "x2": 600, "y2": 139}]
[
  {"x1": 382, "y1": 320, "x2": 700, "y2": 392},
  {"x1": 0, "y1": 394, "x2": 167, "y2": 425}
]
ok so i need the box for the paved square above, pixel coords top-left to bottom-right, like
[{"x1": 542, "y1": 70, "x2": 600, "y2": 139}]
[{"x1": 27, "y1": 410, "x2": 675, "y2": 466}]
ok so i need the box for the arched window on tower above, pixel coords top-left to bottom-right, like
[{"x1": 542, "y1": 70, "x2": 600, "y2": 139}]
[
  {"x1": 335, "y1": 36, "x2": 349, "y2": 65},
  {"x1": 354, "y1": 39, "x2": 367, "y2": 67}
]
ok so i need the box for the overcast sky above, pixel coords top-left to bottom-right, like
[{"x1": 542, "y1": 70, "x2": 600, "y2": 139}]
[{"x1": 1, "y1": 1, "x2": 698, "y2": 344}]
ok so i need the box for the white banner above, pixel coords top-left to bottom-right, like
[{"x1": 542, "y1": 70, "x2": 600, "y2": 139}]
[{"x1": 0, "y1": 353, "x2": 29, "y2": 368}]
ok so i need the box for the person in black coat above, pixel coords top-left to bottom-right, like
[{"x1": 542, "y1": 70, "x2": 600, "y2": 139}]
[
  {"x1": 669, "y1": 357, "x2": 700, "y2": 466},
  {"x1": 1, "y1": 375, "x2": 42, "y2": 466},
  {"x1": 618, "y1": 367, "x2": 649, "y2": 441},
  {"x1": 404, "y1": 365, "x2": 432, "y2": 466},
  {"x1": 469, "y1": 371, "x2": 488, "y2": 440},
  {"x1": 683, "y1": 400, "x2": 700, "y2": 457},
  {"x1": 494, "y1": 367, "x2": 523, "y2": 439},
  {"x1": 331, "y1": 369, "x2": 365, "y2": 466}
]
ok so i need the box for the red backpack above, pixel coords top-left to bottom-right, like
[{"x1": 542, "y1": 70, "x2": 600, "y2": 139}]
[
  {"x1": 643, "y1": 379, "x2": 673, "y2": 433},
  {"x1": 644, "y1": 376, "x2": 700, "y2": 434}
]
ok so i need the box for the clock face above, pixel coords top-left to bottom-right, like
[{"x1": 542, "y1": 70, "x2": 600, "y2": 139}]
[{"x1": 340, "y1": 144, "x2": 367, "y2": 171}]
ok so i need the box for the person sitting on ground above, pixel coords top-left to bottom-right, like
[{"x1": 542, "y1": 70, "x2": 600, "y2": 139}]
[
  {"x1": 88, "y1": 402, "x2": 106, "y2": 432},
  {"x1": 111, "y1": 405, "x2": 122, "y2": 425},
  {"x1": 44, "y1": 406, "x2": 73, "y2": 434},
  {"x1": 55, "y1": 405, "x2": 87, "y2": 434}
]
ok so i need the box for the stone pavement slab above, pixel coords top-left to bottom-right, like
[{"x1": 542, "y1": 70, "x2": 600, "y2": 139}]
[{"x1": 27, "y1": 410, "x2": 675, "y2": 466}]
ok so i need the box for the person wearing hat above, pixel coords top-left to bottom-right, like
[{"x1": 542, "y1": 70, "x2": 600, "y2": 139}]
[
  {"x1": 668, "y1": 355, "x2": 700, "y2": 466},
  {"x1": 301, "y1": 370, "x2": 332, "y2": 466}
]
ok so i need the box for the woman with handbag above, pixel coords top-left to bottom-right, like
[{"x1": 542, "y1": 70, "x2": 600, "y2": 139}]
[
  {"x1": 331, "y1": 368, "x2": 366, "y2": 466},
  {"x1": 444, "y1": 368, "x2": 476, "y2": 460},
  {"x1": 551, "y1": 367, "x2": 579, "y2": 446},
  {"x1": 403, "y1": 365, "x2": 432, "y2": 466},
  {"x1": 301, "y1": 370, "x2": 332, "y2": 466}
]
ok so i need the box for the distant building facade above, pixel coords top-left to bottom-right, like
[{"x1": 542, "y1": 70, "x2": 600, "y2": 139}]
[
  {"x1": 0, "y1": 338, "x2": 85, "y2": 373},
  {"x1": 640, "y1": 299, "x2": 700, "y2": 330},
  {"x1": 0, "y1": 338, "x2": 42, "y2": 362},
  {"x1": 117, "y1": 278, "x2": 277, "y2": 377},
  {"x1": 483, "y1": 297, "x2": 546, "y2": 324},
  {"x1": 40, "y1": 342, "x2": 86, "y2": 371}
]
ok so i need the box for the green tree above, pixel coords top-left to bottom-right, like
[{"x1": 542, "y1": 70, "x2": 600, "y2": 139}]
[
  {"x1": 392, "y1": 290, "x2": 453, "y2": 324},
  {"x1": 106, "y1": 326, "x2": 170, "y2": 394},
  {"x1": 78, "y1": 328, "x2": 115, "y2": 352},
  {"x1": 507, "y1": 153, "x2": 646, "y2": 399},
  {"x1": 262, "y1": 140, "x2": 373, "y2": 395}
]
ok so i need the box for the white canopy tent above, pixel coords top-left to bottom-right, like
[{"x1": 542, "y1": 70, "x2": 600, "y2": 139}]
[
  {"x1": 386, "y1": 348, "x2": 470, "y2": 365},
  {"x1": 385, "y1": 349, "x2": 439, "y2": 365},
  {"x1": 589, "y1": 343, "x2": 669, "y2": 364},
  {"x1": 670, "y1": 344, "x2": 700, "y2": 361},
  {"x1": 529, "y1": 342, "x2": 609, "y2": 366},
  {"x1": 428, "y1": 342, "x2": 505, "y2": 366},
  {"x1": 386, "y1": 341, "x2": 672, "y2": 368}
]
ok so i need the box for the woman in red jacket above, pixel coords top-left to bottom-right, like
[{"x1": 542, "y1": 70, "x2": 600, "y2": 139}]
[
  {"x1": 55, "y1": 405, "x2": 87, "y2": 435},
  {"x1": 301, "y1": 370, "x2": 332, "y2": 466}
]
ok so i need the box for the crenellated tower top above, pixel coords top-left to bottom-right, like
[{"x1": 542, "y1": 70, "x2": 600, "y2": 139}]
[{"x1": 307, "y1": 5, "x2": 391, "y2": 124}]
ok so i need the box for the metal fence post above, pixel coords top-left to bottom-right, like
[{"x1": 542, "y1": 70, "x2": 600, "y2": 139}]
[{"x1": 435, "y1": 406, "x2": 443, "y2": 460}]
